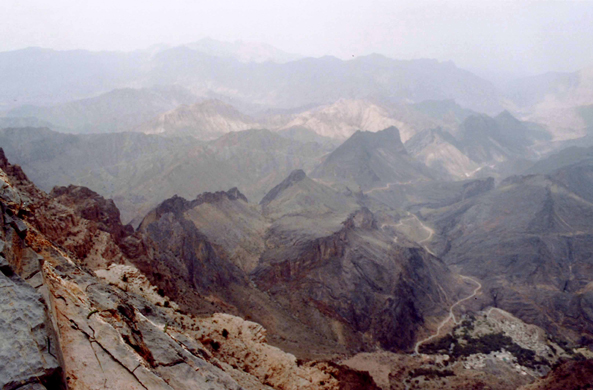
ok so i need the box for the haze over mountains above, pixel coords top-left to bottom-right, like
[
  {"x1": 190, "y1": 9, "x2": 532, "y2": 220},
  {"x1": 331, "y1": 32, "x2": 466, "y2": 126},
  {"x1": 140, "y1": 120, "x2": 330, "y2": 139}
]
[
  {"x1": 4, "y1": 39, "x2": 593, "y2": 144},
  {"x1": 8, "y1": 86, "x2": 198, "y2": 134},
  {"x1": 4, "y1": 35, "x2": 593, "y2": 390},
  {"x1": 183, "y1": 37, "x2": 303, "y2": 64},
  {"x1": 0, "y1": 45, "x2": 501, "y2": 113}
]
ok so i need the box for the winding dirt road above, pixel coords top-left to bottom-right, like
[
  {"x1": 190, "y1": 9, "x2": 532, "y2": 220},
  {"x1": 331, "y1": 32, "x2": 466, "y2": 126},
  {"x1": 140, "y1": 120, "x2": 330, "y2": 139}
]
[
  {"x1": 366, "y1": 183, "x2": 395, "y2": 194},
  {"x1": 411, "y1": 213, "x2": 434, "y2": 245},
  {"x1": 380, "y1": 212, "x2": 436, "y2": 249},
  {"x1": 365, "y1": 180, "x2": 417, "y2": 195},
  {"x1": 413, "y1": 275, "x2": 482, "y2": 354},
  {"x1": 378, "y1": 204, "x2": 483, "y2": 355},
  {"x1": 400, "y1": 211, "x2": 436, "y2": 254}
]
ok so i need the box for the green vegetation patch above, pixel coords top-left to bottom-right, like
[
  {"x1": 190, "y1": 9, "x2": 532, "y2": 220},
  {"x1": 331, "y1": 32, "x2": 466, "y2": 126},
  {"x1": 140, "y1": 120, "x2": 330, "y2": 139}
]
[
  {"x1": 420, "y1": 327, "x2": 545, "y2": 369},
  {"x1": 409, "y1": 368, "x2": 455, "y2": 379}
]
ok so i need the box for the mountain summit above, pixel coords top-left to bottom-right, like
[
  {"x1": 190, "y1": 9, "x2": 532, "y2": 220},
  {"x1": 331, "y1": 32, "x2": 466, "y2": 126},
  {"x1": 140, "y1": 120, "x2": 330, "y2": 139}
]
[{"x1": 312, "y1": 126, "x2": 435, "y2": 190}]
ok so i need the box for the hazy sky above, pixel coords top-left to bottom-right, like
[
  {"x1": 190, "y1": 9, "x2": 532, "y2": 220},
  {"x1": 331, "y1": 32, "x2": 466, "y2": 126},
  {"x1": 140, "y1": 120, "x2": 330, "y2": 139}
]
[{"x1": 2, "y1": 0, "x2": 593, "y2": 75}]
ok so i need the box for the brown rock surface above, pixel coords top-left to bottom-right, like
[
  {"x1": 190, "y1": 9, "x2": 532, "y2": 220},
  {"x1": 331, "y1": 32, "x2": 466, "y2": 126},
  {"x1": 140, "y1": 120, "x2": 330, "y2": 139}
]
[{"x1": 519, "y1": 359, "x2": 593, "y2": 390}]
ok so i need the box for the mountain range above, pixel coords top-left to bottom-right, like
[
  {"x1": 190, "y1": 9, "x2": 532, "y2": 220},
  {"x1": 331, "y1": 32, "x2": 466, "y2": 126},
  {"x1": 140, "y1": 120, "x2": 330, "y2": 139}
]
[
  {"x1": 183, "y1": 37, "x2": 303, "y2": 63},
  {"x1": 4, "y1": 139, "x2": 593, "y2": 389},
  {"x1": 4, "y1": 42, "x2": 593, "y2": 141},
  {"x1": 3, "y1": 38, "x2": 593, "y2": 390},
  {"x1": 0, "y1": 127, "x2": 331, "y2": 224},
  {"x1": 0, "y1": 47, "x2": 502, "y2": 113},
  {"x1": 8, "y1": 86, "x2": 198, "y2": 134},
  {"x1": 0, "y1": 107, "x2": 561, "y2": 225}
]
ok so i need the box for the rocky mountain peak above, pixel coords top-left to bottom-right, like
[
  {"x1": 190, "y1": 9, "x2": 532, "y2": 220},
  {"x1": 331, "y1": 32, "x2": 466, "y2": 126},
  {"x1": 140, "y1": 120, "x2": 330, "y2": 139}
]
[
  {"x1": 312, "y1": 126, "x2": 435, "y2": 190},
  {"x1": 279, "y1": 100, "x2": 409, "y2": 141},
  {"x1": 460, "y1": 114, "x2": 498, "y2": 138},
  {"x1": 405, "y1": 127, "x2": 459, "y2": 151},
  {"x1": 152, "y1": 194, "x2": 193, "y2": 218},
  {"x1": 286, "y1": 169, "x2": 307, "y2": 182},
  {"x1": 259, "y1": 169, "x2": 307, "y2": 206},
  {"x1": 348, "y1": 126, "x2": 407, "y2": 154},
  {"x1": 50, "y1": 184, "x2": 131, "y2": 240},
  {"x1": 150, "y1": 187, "x2": 250, "y2": 220},
  {"x1": 192, "y1": 188, "x2": 248, "y2": 205},
  {"x1": 495, "y1": 109, "x2": 521, "y2": 124},
  {"x1": 0, "y1": 147, "x2": 29, "y2": 183},
  {"x1": 225, "y1": 187, "x2": 248, "y2": 202}
]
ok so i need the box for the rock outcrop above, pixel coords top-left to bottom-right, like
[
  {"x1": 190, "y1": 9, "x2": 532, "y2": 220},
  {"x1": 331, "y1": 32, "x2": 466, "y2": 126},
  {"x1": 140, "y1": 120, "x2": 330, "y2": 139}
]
[
  {"x1": 50, "y1": 185, "x2": 132, "y2": 241},
  {"x1": 0, "y1": 257, "x2": 65, "y2": 390}
]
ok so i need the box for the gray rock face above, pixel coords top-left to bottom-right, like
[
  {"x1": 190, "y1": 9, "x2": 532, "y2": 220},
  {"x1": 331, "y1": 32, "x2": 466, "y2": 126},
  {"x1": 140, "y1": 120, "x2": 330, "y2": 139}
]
[
  {"x1": 0, "y1": 263, "x2": 63, "y2": 390},
  {"x1": 0, "y1": 173, "x2": 22, "y2": 205},
  {"x1": 0, "y1": 163, "x2": 66, "y2": 390},
  {"x1": 47, "y1": 260, "x2": 241, "y2": 390},
  {"x1": 260, "y1": 169, "x2": 307, "y2": 206}
]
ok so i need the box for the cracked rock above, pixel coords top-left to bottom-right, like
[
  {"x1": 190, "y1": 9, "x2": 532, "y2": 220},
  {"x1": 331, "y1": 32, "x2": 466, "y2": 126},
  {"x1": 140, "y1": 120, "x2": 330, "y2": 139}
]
[{"x1": 0, "y1": 270, "x2": 64, "y2": 390}]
